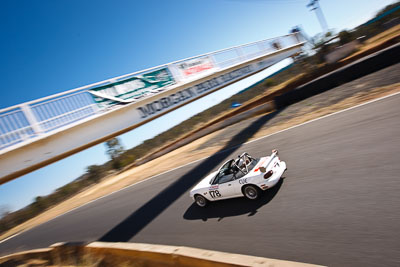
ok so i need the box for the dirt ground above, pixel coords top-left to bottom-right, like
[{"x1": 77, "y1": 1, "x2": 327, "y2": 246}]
[
  {"x1": 1, "y1": 62, "x2": 399, "y2": 243},
  {"x1": 199, "y1": 63, "x2": 400, "y2": 149},
  {"x1": 342, "y1": 24, "x2": 400, "y2": 62}
]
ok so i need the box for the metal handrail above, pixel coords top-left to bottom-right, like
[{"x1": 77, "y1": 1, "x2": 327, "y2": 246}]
[
  {"x1": 0, "y1": 33, "x2": 304, "y2": 151},
  {"x1": 0, "y1": 33, "x2": 300, "y2": 113},
  {"x1": 38, "y1": 104, "x2": 97, "y2": 131}
]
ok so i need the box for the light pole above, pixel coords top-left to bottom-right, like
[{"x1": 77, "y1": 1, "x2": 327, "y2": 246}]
[{"x1": 307, "y1": 0, "x2": 329, "y2": 33}]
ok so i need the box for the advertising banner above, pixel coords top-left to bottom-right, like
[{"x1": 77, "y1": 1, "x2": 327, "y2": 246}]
[
  {"x1": 174, "y1": 56, "x2": 215, "y2": 80},
  {"x1": 89, "y1": 68, "x2": 175, "y2": 109},
  {"x1": 137, "y1": 47, "x2": 302, "y2": 119}
]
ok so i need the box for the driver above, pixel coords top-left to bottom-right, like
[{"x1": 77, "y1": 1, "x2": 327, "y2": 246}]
[{"x1": 236, "y1": 157, "x2": 246, "y2": 170}]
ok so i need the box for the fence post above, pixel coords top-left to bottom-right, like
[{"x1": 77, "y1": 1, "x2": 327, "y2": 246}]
[
  {"x1": 20, "y1": 104, "x2": 42, "y2": 134},
  {"x1": 209, "y1": 54, "x2": 219, "y2": 71}
]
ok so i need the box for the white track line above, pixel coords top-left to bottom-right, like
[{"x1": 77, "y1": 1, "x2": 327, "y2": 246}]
[
  {"x1": 0, "y1": 233, "x2": 21, "y2": 244},
  {"x1": 1, "y1": 90, "x2": 400, "y2": 244},
  {"x1": 246, "y1": 90, "x2": 400, "y2": 145}
]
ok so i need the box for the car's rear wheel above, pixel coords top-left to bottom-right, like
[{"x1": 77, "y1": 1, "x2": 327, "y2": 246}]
[
  {"x1": 243, "y1": 185, "x2": 261, "y2": 200},
  {"x1": 195, "y1": 195, "x2": 208, "y2": 207}
]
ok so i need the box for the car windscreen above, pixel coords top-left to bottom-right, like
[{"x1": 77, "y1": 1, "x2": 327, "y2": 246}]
[{"x1": 211, "y1": 160, "x2": 234, "y2": 184}]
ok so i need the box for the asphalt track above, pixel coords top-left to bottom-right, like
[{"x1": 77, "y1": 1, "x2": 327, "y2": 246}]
[{"x1": 1, "y1": 93, "x2": 400, "y2": 266}]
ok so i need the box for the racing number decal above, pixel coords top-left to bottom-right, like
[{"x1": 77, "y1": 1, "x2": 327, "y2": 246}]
[
  {"x1": 239, "y1": 178, "x2": 248, "y2": 185},
  {"x1": 209, "y1": 190, "x2": 222, "y2": 198}
]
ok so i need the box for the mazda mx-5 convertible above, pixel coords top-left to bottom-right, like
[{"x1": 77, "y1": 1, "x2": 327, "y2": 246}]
[{"x1": 190, "y1": 150, "x2": 286, "y2": 207}]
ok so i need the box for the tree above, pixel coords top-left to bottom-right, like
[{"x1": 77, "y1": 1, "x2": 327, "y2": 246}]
[
  {"x1": 0, "y1": 205, "x2": 11, "y2": 219},
  {"x1": 86, "y1": 164, "x2": 103, "y2": 182},
  {"x1": 105, "y1": 137, "x2": 125, "y2": 169},
  {"x1": 33, "y1": 196, "x2": 46, "y2": 210},
  {"x1": 338, "y1": 30, "x2": 353, "y2": 45},
  {"x1": 0, "y1": 206, "x2": 12, "y2": 234}
]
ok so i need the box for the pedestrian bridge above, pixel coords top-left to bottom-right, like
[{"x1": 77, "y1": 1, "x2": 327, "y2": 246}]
[{"x1": 0, "y1": 32, "x2": 305, "y2": 184}]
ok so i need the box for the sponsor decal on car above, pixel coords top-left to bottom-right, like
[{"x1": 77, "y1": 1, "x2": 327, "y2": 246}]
[{"x1": 239, "y1": 178, "x2": 248, "y2": 185}]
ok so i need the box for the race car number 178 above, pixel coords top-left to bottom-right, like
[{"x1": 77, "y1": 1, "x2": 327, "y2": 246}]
[{"x1": 209, "y1": 190, "x2": 221, "y2": 198}]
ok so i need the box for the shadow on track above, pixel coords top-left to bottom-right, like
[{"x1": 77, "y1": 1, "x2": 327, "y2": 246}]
[
  {"x1": 99, "y1": 108, "x2": 284, "y2": 242},
  {"x1": 183, "y1": 178, "x2": 284, "y2": 221}
]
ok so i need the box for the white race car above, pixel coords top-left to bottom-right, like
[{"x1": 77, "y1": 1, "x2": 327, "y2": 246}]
[{"x1": 190, "y1": 150, "x2": 286, "y2": 207}]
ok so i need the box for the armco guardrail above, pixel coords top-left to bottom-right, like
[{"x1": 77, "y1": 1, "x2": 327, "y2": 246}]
[{"x1": 0, "y1": 241, "x2": 326, "y2": 267}]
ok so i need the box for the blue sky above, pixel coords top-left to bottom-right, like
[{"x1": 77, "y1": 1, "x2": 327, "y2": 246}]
[{"x1": 0, "y1": 0, "x2": 396, "y2": 212}]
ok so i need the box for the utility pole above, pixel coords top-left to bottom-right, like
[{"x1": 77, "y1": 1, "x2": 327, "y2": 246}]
[{"x1": 307, "y1": 0, "x2": 329, "y2": 33}]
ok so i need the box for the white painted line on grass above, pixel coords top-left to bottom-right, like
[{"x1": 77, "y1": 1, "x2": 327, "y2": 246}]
[{"x1": 2, "y1": 90, "x2": 400, "y2": 244}]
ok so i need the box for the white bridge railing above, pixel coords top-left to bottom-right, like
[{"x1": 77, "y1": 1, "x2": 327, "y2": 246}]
[{"x1": 0, "y1": 33, "x2": 304, "y2": 151}]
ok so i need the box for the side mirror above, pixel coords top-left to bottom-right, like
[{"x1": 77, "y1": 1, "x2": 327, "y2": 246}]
[{"x1": 259, "y1": 167, "x2": 267, "y2": 173}]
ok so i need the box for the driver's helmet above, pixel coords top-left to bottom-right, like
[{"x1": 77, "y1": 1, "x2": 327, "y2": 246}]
[{"x1": 237, "y1": 158, "x2": 245, "y2": 168}]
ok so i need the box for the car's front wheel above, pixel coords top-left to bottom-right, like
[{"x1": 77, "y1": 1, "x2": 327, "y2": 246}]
[
  {"x1": 243, "y1": 185, "x2": 261, "y2": 200},
  {"x1": 194, "y1": 195, "x2": 208, "y2": 207}
]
